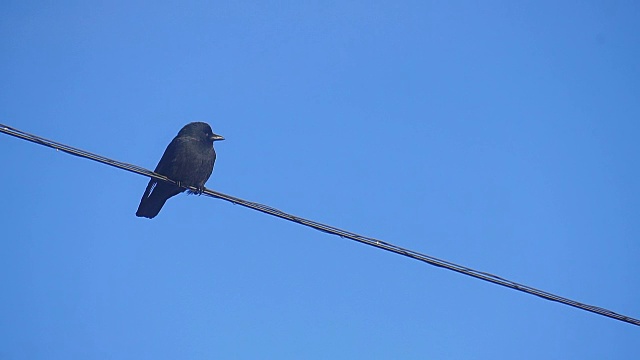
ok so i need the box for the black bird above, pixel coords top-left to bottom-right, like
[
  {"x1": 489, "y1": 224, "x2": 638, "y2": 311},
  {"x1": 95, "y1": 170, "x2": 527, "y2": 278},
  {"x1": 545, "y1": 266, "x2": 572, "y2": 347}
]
[{"x1": 136, "y1": 122, "x2": 224, "y2": 218}]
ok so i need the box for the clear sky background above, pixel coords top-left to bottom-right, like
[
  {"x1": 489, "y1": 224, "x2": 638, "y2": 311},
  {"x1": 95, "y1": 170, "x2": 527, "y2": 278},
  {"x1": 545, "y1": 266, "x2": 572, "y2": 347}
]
[{"x1": 1, "y1": 1, "x2": 639, "y2": 359}]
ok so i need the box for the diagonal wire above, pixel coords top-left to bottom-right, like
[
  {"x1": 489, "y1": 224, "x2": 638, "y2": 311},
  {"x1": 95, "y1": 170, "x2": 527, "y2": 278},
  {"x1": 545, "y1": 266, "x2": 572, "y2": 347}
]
[{"x1": 1, "y1": 123, "x2": 638, "y2": 327}]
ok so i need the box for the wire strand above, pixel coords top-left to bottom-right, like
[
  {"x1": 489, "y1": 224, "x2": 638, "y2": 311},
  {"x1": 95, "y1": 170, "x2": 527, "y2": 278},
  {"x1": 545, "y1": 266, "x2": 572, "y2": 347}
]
[{"x1": 1, "y1": 123, "x2": 638, "y2": 327}]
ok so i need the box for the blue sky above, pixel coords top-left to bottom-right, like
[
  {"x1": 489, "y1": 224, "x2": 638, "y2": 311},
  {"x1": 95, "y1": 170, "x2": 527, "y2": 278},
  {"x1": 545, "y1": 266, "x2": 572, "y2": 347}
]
[{"x1": 1, "y1": 1, "x2": 639, "y2": 358}]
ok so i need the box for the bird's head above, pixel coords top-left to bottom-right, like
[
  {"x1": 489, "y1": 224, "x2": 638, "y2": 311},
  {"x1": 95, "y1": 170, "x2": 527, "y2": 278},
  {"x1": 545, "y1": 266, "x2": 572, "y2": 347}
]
[{"x1": 178, "y1": 122, "x2": 225, "y2": 143}]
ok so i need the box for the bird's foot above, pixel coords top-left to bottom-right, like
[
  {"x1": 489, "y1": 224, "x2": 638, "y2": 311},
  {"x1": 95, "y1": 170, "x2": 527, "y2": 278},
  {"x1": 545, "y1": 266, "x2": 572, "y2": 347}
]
[{"x1": 187, "y1": 185, "x2": 205, "y2": 195}]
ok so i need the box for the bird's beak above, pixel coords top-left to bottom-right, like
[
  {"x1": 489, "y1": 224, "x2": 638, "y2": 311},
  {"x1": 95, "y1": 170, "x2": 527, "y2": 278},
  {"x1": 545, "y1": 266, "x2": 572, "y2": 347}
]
[{"x1": 210, "y1": 134, "x2": 225, "y2": 141}]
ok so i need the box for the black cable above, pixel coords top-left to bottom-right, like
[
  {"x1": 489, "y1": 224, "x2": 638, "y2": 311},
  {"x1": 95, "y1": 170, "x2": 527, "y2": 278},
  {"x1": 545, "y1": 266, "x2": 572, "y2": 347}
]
[{"x1": 1, "y1": 123, "x2": 638, "y2": 327}]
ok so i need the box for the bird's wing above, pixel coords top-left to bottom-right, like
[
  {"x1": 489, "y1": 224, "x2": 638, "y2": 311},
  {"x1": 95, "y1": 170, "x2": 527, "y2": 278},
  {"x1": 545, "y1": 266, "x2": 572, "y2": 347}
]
[
  {"x1": 139, "y1": 136, "x2": 186, "y2": 200},
  {"x1": 139, "y1": 177, "x2": 157, "y2": 201},
  {"x1": 154, "y1": 137, "x2": 186, "y2": 176}
]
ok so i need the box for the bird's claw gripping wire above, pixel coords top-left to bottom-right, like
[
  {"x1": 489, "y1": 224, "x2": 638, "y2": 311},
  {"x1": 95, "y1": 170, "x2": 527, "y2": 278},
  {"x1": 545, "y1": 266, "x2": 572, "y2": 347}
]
[{"x1": 187, "y1": 184, "x2": 206, "y2": 195}]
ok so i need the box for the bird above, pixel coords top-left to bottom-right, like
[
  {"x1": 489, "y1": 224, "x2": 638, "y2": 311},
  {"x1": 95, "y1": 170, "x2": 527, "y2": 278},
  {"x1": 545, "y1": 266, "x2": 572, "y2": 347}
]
[{"x1": 136, "y1": 122, "x2": 224, "y2": 218}]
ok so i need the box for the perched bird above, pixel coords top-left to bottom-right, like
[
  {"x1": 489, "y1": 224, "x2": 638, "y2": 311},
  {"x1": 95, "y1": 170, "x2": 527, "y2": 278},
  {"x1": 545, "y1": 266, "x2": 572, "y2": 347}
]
[{"x1": 136, "y1": 122, "x2": 224, "y2": 218}]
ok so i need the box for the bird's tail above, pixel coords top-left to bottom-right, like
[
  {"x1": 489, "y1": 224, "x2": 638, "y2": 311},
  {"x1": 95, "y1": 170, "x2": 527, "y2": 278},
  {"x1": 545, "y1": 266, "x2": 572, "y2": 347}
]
[
  {"x1": 136, "y1": 195, "x2": 169, "y2": 219},
  {"x1": 135, "y1": 181, "x2": 182, "y2": 219}
]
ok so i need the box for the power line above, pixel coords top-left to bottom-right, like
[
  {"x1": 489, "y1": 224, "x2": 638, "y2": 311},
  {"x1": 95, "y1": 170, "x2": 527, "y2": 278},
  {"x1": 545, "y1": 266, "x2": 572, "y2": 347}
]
[{"x1": 1, "y1": 122, "x2": 638, "y2": 327}]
